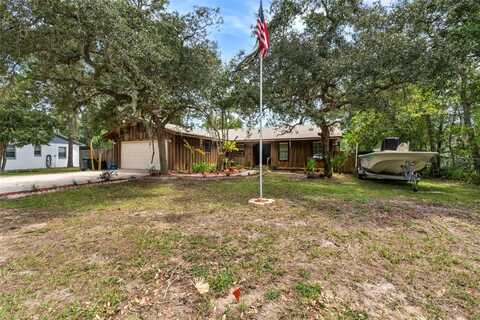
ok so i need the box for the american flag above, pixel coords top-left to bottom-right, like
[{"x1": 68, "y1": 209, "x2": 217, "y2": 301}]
[
  {"x1": 233, "y1": 0, "x2": 271, "y2": 73},
  {"x1": 256, "y1": 0, "x2": 270, "y2": 58}
]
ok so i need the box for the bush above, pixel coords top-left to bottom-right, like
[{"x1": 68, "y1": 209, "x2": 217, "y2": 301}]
[
  {"x1": 332, "y1": 153, "x2": 347, "y2": 173},
  {"x1": 192, "y1": 162, "x2": 215, "y2": 174},
  {"x1": 306, "y1": 158, "x2": 317, "y2": 173},
  {"x1": 440, "y1": 167, "x2": 480, "y2": 184}
]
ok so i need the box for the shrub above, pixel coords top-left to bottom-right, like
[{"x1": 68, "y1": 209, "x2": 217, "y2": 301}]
[
  {"x1": 306, "y1": 158, "x2": 317, "y2": 173},
  {"x1": 192, "y1": 162, "x2": 215, "y2": 174},
  {"x1": 332, "y1": 153, "x2": 347, "y2": 173},
  {"x1": 441, "y1": 167, "x2": 480, "y2": 184}
]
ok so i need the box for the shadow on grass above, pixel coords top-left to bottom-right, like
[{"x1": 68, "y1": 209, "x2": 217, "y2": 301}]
[
  {"x1": 168, "y1": 174, "x2": 480, "y2": 226},
  {"x1": 0, "y1": 180, "x2": 168, "y2": 231},
  {"x1": 171, "y1": 173, "x2": 479, "y2": 206},
  {"x1": 0, "y1": 174, "x2": 478, "y2": 230}
]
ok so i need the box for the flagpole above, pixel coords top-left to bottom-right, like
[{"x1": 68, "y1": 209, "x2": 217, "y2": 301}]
[{"x1": 259, "y1": 54, "x2": 263, "y2": 199}]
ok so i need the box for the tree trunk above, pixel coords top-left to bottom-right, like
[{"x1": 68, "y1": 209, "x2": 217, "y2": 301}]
[
  {"x1": 0, "y1": 143, "x2": 6, "y2": 172},
  {"x1": 436, "y1": 119, "x2": 444, "y2": 173},
  {"x1": 319, "y1": 120, "x2": 333, "y2": 178},
  {"x1": 98, "y1": 151, "x2": 102, "y2": 171},
  {"x1": 461, "y1": 97, "x2": 480, "y2": 173},
  {"x1": 89, "y1": 140, "x2": 95, "y2": 170},
  {"x1": 425, "y1": 115, "x2": 440, "y2": 177},
  {"x1": 67, "y1": 135, "x2": 74, "y2": 168},
  {"x1": 448, "y1": 126, "x2": 456, "y2": 168},
  {"x1": 67, "y1": 113, "x2": 77, "y2": 168},
  {"x1": 216, "y1": 144, "x2": 224, "y2": 171},
  {"x1": 155, "y1": 126, "x2": 168, "y2": 175},
  {"x1": 215, "y1": 140, "x2": 227, "y2": 172}
]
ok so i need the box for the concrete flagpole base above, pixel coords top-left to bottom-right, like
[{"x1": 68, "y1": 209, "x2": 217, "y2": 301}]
[{"x1": 248, "y1": 198, "x2": 275, "y2": 206}]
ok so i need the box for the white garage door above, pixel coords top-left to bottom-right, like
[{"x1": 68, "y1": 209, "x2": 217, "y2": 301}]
[{"x1": 121, "y1": 141, "x2": 159, "y2": 170}]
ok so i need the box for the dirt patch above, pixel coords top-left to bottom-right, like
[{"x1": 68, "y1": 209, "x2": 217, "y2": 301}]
[
  {"x1": 256, "y1": 301, "x2": 284, "y2": 320},
  {"x1": 116, "y1": 272, "x2": 199, "y2": 319},
  {"x1": 87, "y1": 253, "x2": 108, "y2": 266},
  {"x1": 0, "y1": 255, "x2": 7, "y2": 266},
  {"x1": 161, "y1": 212, "x2": 194, "y2": 223},
  {"x1": 125, "y1": 279, "x2": 145, "y2": 294},
  {"x1": 21, "y1": 222, "x2": 48, "y2": 233},
  {"x1": 45, "y1": 288, "x2": 75, "y2": 303},
  {"x1": 357, "y1": 281, "x2": 424, "y2": 319}
]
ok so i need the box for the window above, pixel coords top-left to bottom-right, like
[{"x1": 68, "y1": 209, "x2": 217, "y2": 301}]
[
  {"x1": 34, "y1": 145, "x2": 42, "y2": 157},
  {"x1": 58, "y1": 146, "x2": 67, "y2": 159},
  {"x1": 6, "y1": 145, "x2": 16, "y2": 159},
  {"x1": 278, "y1": 142, "x2": 289, "y2": 161},
  {"x1": 312, "y1": 141, "x2": 323, "y2": 156},
  {"x1": 204, "y1": 140, "x2": 212, "y2": 153}
]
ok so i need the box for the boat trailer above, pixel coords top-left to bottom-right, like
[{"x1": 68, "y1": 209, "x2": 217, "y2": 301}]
[{"x1": 358, "y1": 160, "x2": 420, "y2": 191}]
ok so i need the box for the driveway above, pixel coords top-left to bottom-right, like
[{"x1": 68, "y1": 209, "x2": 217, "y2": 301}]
[{"x1": 0, "y1": 170, "x2": 149, "y2": 195}]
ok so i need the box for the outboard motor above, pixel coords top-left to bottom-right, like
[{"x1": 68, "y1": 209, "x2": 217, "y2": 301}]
[{"x1": 381, "y1": 137, "x2": 400, "y2": 151}]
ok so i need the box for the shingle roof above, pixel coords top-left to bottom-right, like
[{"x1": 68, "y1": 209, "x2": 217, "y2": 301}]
[
  {"x1": 226, "y1": 125, "x2": 342, "y2": 142},
  {"x1": 165, "y1": 124, "x2": 216, "y2": 139},
  {"x1": 50, "y1": 135, "x2": 82, "y2": 145},
  {"x1": 162, "y1": 124, "x2": 341, "y2": 142}
]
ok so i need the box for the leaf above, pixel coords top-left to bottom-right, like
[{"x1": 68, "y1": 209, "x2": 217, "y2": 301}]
[
  {"x1": 194, "y1": 278, "x2": 210, "y2": 295},
  {"x1": 233, "y1": 287, "x2": 241, "y2": 302}
]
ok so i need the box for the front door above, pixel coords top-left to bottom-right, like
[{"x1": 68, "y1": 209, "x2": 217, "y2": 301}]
[{"x1": 253, "y1": 143, "x2": 271, "y2": 166}]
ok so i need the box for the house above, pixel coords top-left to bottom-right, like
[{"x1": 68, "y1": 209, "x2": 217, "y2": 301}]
[
  {"x1": 106, "y1": 123, "x2": 352, "y2": 172},
  {"x1": 4, "y1": 136, "x2": 81, "y2": 171}
]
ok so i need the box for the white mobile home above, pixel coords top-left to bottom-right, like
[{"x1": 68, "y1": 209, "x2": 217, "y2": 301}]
[{"x1": 4, "y1": 136, "x2": 80, "y2": 171}]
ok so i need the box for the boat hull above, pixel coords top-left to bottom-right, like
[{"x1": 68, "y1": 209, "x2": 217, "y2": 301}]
[{"x1": 358, "y1": 152, "x2": 437, "y2": 175}]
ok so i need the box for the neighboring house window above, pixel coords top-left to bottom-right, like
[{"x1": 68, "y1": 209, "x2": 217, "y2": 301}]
[
  {"x1": 312, "y1": 141, "x2": 323, "y2": 156},
  {"x1": 204, "y1": 140, "x2": 212, "y2": 153},
  {"x1": 278, "y1": 142, "x2": 289, "y2": 161},
  {"x1": 34, "y1": 145, "x2": 42, "y2": 157},
  {"x1": 58, "y1": 146, "x2": 67, "y2": 159},
  {"x1": 6, "y1": 145, "x2": 16, "y2": 159}
]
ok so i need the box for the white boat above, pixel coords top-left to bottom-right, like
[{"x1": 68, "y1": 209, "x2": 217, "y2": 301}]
[{"x1": 357, "y1": 138, "x2": 437, "y2": 188}]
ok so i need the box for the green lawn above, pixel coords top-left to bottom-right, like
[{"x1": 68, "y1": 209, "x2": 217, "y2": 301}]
[
  {"x1": 0, "y1": 167, "x2": 80, "y2": 176},
  {"x1": 0, "y1": 173, "x2": 478, "y2": 319}
]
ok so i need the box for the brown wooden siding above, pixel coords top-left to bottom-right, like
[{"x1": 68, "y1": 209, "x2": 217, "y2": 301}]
[
  {"x1": 270, "y1": 140, "x2": 314, "y2": 169},
  {"x1": 171, "y1": 135, "x2": 218, "y2": 172}
]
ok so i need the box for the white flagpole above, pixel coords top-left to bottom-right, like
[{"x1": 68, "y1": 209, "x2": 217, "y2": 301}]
[{"x1": 259, "y1": 54, "x2": 263, "y2": 199}]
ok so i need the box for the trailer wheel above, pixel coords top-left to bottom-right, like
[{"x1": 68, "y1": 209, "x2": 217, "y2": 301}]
[
  {"x1": 357, "y1": 167, "x2": 366, "y2": 179},
  {"x1": 411, "y1": 173, "x2": 419, "y2": 192}
]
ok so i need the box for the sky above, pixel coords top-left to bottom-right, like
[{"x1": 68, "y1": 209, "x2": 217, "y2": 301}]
[
  {"x1": 169, "y1": 0, "x2": 273, "y2": 62},
  {"x1": 169, "y1": 0, "x2": 396, "y2": 63}
]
